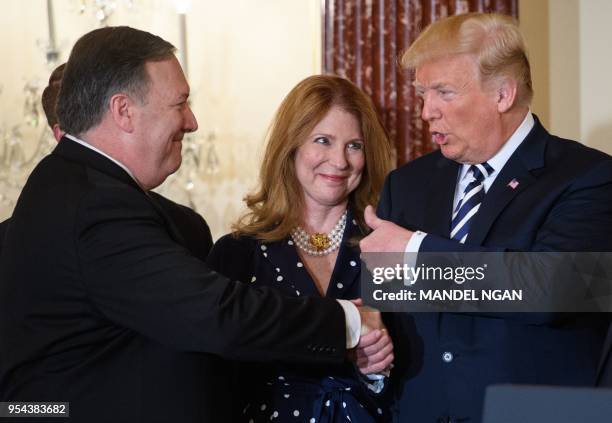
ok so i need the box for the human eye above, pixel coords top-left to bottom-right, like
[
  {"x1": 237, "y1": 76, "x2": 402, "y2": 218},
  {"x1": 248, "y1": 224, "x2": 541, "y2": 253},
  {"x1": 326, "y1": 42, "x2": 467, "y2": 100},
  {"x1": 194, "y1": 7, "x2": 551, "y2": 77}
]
[
  {"x1": 313, "y1": 136, "x2": 330, "y2": 145},
  {"x1": 347, "y1": 141, "x2": 363, "y2": 151},
  {"x1": 437, "y1": 87, "x2": 455, "y2": 99}
]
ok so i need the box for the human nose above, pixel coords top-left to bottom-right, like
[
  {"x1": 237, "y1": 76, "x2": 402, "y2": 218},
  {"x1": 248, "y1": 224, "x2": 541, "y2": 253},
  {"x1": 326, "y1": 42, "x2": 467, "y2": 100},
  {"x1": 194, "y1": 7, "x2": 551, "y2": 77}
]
[
  {"x1": 329, "y1": 144, "x2": 349, "y2": 169},
  {"x1": 183, "y1": 104, "x2": 198, "y2": 133},
  {"x1": 420, "y1": 92, "x2": 440, "y2": 122}
]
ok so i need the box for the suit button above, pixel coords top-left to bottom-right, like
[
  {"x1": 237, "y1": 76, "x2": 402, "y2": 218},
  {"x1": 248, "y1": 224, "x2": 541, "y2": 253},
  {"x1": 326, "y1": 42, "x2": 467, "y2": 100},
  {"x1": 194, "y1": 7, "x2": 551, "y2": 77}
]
[
  {"x1": 442, "y1": 351, "x2": 453, "y2": 363},
  {"x1": 331, "y1": 347, "x2": 337, "y2": 353}
]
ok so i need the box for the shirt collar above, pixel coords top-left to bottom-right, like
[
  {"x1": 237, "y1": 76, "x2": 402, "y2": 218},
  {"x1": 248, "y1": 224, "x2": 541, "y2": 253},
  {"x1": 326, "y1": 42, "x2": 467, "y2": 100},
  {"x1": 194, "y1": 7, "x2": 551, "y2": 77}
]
[
  {"x1": 458, "y1": 111, "x2": 535, "y2": 181},
  {"x1": 63, "y1": 133, "x2": 140, "y2": 186}
]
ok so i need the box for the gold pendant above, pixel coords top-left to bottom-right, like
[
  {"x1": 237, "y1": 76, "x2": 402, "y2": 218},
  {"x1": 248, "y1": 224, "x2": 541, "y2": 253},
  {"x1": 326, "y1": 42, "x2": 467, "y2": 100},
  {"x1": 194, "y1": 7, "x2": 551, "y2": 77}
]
[{"x1": 309, "y1": 233, "x2": 331, "y2": 251}]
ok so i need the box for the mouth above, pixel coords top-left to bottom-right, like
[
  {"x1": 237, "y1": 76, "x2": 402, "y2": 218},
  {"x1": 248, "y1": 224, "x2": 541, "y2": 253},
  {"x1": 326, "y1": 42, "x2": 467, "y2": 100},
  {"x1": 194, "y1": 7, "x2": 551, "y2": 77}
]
[
  {"x1": 431, "y1": 131, "x2": 447, "y2": 145},
  {"x1": 319, "y1": 174, "x2": 348, "y2": 183}
]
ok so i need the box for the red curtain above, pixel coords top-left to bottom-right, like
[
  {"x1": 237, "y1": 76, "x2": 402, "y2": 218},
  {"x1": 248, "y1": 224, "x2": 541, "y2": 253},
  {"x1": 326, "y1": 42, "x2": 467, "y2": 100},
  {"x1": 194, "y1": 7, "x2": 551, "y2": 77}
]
[{"x1": 323, "y1": 0, "x2": 518, "y2": 166}]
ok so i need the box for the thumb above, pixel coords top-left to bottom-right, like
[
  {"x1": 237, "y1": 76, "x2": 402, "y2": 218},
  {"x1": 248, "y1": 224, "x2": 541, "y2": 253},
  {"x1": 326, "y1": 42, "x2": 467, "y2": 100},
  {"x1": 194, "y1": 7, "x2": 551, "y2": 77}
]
[
  {"x1": 350, "y1": 298, "x2": 363, "y2": 307},
  {"x1": 364, "y1": 205, "x2": 382, "y2": 230}
]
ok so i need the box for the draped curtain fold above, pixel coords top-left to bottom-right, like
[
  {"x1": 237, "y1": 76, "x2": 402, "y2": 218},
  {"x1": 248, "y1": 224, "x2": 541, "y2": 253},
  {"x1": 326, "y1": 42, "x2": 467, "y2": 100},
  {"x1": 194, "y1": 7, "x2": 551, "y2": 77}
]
[{"x1": 323, "y1": 0, "x2": 518, "y2": 166}]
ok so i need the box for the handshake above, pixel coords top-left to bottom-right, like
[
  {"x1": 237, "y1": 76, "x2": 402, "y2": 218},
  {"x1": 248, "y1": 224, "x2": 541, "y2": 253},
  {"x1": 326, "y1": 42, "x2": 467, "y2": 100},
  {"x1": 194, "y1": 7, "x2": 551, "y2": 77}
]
[{"x1": 349, "y1": 300, "x2": 394, "y2": 375}]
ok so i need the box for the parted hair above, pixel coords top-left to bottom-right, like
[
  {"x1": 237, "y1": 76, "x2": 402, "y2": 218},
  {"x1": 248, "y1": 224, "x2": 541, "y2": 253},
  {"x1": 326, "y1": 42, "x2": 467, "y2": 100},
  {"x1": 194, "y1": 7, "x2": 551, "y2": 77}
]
[
  {"x1": 233, "y1": 74, "x2": 394, "y2": 241},
  {"x1": 57, "y1": 26, "x2": 175, "y2": 136},
  {"x1": 402, "y1": 13, "x2": 533, "y2": 106},
  {"x1": 41, "y1": 63, "x2": 66, "y2": 128}
]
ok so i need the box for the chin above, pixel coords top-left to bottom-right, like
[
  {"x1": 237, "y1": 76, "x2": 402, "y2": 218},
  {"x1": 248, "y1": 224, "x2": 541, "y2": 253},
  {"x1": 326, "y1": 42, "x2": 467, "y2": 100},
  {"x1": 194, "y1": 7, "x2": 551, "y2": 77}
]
[
  {"x1": 314, "y1": 194, "x2": 349, "y2": 208},
  {"x1": 169, "y1": 156, "x2": 182, "y2": 172},
  {"x1": 440, "y1": 145, "x2": 461, "y2": 161}
]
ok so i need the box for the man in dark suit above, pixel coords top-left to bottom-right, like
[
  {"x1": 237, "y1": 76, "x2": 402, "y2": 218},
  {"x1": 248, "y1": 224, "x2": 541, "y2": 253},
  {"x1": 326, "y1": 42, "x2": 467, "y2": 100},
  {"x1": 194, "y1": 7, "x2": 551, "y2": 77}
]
[
  {"x1": 360, "y1": 13, "x2": 612, "y2": 423},
  {"x1": 0, "y1": 26, "x2": 392, "y2": 422}
]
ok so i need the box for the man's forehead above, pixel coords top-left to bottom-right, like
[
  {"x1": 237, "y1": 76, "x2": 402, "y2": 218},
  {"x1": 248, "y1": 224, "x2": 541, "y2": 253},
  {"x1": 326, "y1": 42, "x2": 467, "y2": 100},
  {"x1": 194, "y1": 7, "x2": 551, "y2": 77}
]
[
  {"x1": 144, "y1": 58, "x2": 190, "y2": 95},
  {"x1": 144, "y1": 57, "x2": 182, "y2": 77},
  {"x1": 414, "y1": 55, "x2": 478, "y2": 87}
]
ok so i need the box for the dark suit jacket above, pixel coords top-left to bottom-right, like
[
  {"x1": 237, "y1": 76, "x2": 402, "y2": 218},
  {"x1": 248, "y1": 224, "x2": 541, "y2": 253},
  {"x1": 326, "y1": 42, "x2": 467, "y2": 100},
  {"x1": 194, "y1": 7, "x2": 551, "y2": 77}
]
[
  {"x1": 378, "y1": 117, "x2": 612, "y2": 422},
  {"x1": 0, "y1": 192, "x2": 210, "y2": 263},
  {"x1": 0, "y1": 138, "x2": 346, "y2": 423},
  {"x1": 596, "y1": 324, "x2": 612, "y2": 387},
  {"x1": 149, "y1": 192, "x2": 212, "y2": 262},
  {"x1": 0, "y1": 219, "x2": 6, "y2": 256}
]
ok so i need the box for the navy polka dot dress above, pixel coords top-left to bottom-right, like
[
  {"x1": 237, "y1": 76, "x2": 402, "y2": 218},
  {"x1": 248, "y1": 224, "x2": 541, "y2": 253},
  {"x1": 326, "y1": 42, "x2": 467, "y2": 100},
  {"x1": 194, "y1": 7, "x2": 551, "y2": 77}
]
[{"x1": 207, "y1": 210, "x2": 389, "y2": 422}]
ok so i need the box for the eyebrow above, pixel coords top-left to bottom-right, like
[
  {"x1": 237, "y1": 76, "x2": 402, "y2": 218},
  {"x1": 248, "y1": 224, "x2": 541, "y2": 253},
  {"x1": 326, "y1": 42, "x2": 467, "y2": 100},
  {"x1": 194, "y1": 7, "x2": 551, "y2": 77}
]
[
  {"x1": 312, "y1": 132, "x2": 364, "y2": 142},
  {"x1": 413, "y1": 82, "x2": 449, "y2": 90}
]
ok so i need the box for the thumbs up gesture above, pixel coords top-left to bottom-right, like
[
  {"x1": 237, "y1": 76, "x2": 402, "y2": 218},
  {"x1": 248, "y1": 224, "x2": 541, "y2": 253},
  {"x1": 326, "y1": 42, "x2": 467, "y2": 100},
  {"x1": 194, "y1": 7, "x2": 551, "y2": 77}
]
[{"x1": 359, "y1": 205, "x2": 414, "y2": 253}]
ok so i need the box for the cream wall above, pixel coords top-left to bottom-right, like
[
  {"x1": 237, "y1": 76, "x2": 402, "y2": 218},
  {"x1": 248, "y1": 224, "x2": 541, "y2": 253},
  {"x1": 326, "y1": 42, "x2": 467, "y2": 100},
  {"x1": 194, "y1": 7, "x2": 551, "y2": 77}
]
[
  {"x1": 521, "y1": 0, "x2": 612, "y2": 153},
  {"x1": 580, "y1": 0, "x2": 612, "y2": 152},
  {"x1": 519, "y1": 0, "x2": 550, "y2": 129},
  {"x1": 548, "y1": 0, "x2": 581, "y2": 142},
  {"x1": 0, "y1": 0, "x2": 321, "y2": 238},
  {"x1": 2, "y1": 2, "x2": 611, "y2": 237}
]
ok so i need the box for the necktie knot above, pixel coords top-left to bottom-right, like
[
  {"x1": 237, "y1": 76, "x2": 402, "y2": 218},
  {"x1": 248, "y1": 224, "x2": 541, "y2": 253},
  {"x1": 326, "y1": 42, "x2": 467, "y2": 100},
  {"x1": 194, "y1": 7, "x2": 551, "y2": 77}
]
[{"x1": 469, "y1": 162, "x2": 494, "y2": 184}]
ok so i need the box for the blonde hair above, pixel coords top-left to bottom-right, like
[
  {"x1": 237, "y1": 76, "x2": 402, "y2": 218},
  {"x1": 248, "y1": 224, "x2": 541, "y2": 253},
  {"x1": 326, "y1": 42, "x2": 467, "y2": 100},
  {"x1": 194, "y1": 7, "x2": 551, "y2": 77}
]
[
  {"x1": 402, "y1": 13, "x2": 533, "y2": 106},
  {"x1": 233, "y1": 75, "x2": 394, "y2": 241}
]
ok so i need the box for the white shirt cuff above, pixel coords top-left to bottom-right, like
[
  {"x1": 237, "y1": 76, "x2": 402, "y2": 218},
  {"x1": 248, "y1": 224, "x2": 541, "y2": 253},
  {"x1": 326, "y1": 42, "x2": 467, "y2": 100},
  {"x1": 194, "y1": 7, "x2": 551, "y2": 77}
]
[
  {"x1": 403, "y1": 230, "x2": 427, "y2": 286},
  {"x1": 405, "y1": 230, "x2": 427, "y2": 253},
  {"x1": 364, "y1": 372, "x2": 387, "y2": 394},
  {"x1": 337, "y1": 299, "x2": 360, "y2": 348}
]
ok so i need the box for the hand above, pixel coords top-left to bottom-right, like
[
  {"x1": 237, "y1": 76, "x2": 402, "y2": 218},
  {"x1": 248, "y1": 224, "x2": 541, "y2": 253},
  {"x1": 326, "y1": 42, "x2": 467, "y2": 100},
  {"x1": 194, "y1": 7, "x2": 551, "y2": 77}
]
[
  {"x1": 359, "y1": 205, "x2": 414, "y2": 253},
  {"x1": 350, "y1": 304, "x2": 394, "y2": 374},
  {"x1": 354, "y1": 328, "x2": 394, "y2": 375},
  {"x1": 357, "y1": 302, "x2": 384, "y2": 336}
]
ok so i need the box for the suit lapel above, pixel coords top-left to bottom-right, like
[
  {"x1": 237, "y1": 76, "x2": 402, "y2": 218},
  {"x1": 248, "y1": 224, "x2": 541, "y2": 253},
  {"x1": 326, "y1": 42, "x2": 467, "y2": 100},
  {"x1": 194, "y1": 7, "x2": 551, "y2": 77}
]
[
  {"x1": 423, "y1": 155, "x2": 460, "y2": 238},
  {"x1": 466, "y1": 117, "x2": 548, "y2": 245}
]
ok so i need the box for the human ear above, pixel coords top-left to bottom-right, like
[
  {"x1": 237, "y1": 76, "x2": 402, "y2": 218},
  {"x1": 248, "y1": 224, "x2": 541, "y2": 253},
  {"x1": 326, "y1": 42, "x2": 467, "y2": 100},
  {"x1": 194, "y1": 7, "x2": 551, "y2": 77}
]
[
  {"x1": 108, "y1": 93, "x2": 135, "y2": 133},
  {"x1": 496, "y1": 77, "x2": 518, "y2": 113}
]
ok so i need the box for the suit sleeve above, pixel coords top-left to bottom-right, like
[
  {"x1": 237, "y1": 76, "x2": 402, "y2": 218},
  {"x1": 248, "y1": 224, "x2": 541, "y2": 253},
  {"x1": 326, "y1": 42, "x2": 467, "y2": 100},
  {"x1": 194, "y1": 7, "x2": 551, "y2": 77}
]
[
  {"x1": 377, "y1": 174, "x2": 393, "y2": 220},
  {"x1": 75, "y1": 186, "x2": 346, "y2": 363}
]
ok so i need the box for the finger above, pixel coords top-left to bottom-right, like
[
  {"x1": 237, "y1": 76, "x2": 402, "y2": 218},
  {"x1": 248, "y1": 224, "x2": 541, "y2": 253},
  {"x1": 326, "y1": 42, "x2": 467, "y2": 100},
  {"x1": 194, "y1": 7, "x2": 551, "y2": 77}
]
[
  {"x1": 357, "y1": 330, "x2": 381, "y2": 348},
  {"x1": 355, "y1": 340, "x2": 392, "y2": 366},
  {"x1": 356, "y1": 341, "x2": 394, "y2": 367},
  {"x1": 359, "y1": 352, "x2": 395, "y2": 375},
  {"x1": 355, "y1": 333, "x2": 392, "y2": 358},
  {"x1": 355, "y1": 331, "x2": 391, "y2": 357},
  {"x1": 359, "y1": 346, "x2": 394, "y2": 371},
  {"x1": 363, "y1": 205, "x2": 381, "y2": 230},
  {"x1": 350, "y1": 298, "x2": 363, "y2": 307}
]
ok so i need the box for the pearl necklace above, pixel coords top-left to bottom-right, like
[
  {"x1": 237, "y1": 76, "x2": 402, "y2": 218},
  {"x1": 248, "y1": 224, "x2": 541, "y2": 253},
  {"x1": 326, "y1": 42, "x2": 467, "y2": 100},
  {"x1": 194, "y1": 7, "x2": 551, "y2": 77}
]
[{"x1": 290, "y1": 210, "x2": 347, "y2": 256}]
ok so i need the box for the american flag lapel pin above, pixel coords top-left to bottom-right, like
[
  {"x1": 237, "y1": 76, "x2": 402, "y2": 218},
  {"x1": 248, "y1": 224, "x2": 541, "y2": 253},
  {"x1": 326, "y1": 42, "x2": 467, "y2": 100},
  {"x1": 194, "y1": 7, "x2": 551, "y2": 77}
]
[{"x1": 507, "y1": 178, "x2": 519, "y2": 189}]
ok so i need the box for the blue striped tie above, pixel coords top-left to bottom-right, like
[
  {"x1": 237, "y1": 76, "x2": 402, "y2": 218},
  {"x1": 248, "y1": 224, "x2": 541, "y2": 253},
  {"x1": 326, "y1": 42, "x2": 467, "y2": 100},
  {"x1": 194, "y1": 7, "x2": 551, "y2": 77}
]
[{"x1": 450, "y1": 162, "x2": 494, "y2": 244}]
